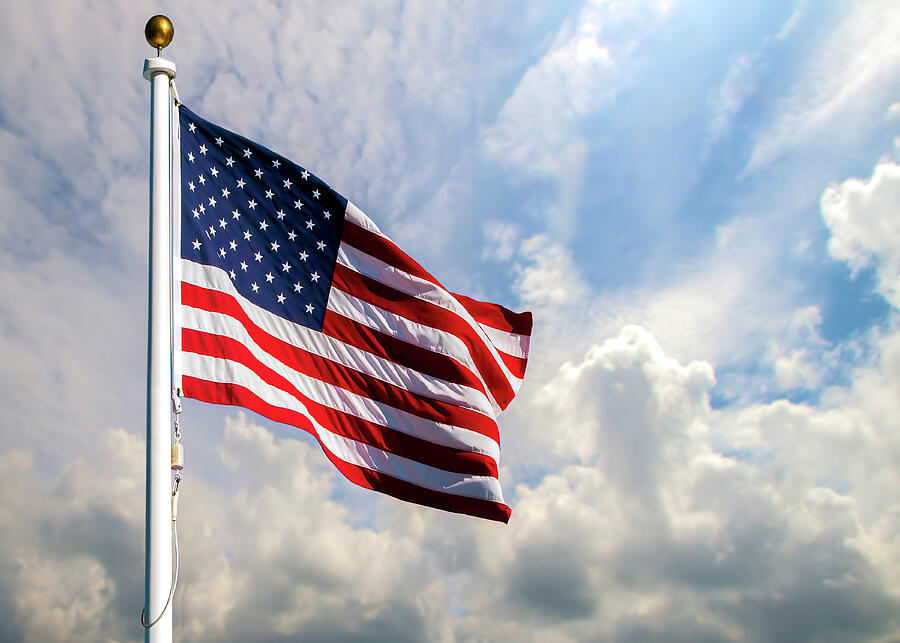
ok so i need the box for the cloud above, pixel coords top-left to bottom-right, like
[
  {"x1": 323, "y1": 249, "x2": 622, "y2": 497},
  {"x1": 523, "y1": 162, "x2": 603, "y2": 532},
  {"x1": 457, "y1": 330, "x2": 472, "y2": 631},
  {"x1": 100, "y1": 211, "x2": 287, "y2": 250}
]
[
  {"x1": 770, "y1": 306, "x2": 830, "y2": 391},
  {"x1": 0, "y1": 430, "x2": 144, "y2": 642},
  {"x1": 821, "y1": 160, "x2": 900, "y2": 308},
  {"x1": 704, "y1": 53, "x2": 759, "y2": 153},
  {"x1": 475, "y1": 321, "x2": 899, "y2": 641},
  {"x1": 703, "y1": 4, "x2": 807, "y2": 155},
  {"x1": 514, "y1": 234, "x2": 591, "y2": 308}
]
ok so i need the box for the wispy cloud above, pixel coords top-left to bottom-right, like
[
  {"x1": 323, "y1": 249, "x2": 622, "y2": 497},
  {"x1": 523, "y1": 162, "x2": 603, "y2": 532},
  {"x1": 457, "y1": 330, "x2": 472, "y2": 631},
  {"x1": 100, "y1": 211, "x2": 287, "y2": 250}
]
[{"x1": 744, "y1": 0, "x2": 900, "y2": 173}]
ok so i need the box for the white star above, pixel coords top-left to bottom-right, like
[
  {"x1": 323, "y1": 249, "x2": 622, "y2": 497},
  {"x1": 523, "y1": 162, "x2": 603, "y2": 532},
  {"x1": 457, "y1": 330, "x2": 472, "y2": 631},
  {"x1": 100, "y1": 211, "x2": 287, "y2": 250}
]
[
  {"x1": 251, "y1": 282, "x2": 259, "y2": 292},
  {"x1": 187, "y1": 152, "x2": 195, "y2": 163},
  {"x1": 287, "y1": 230, "x2": 297, "y2": 241},
  {"x1": 293, "y1": 282, "x2": 303, "y2": 293},
  {"x1": 306, "y1": 219, "x2": 315, "y2": 230},
  {"x1": 254, "y1": 168, "x2": 263, "y2": 178},
  {"x1": 243, "y1": 230, "x2": 252, "y2": 241},
  {"x1": 248, "y1": 199, "x2": 257, "y2": 210},
  {"x1": 265, "y1": 272, "x2": 275, "y2": 283},
  {"x1": 232, "y1": 209, "x2": 242, "y2": 220},
  {"x1": 208, "y1": 225, "x2": 216, "y2": 236},
  {"x1": 236, "y1": 178, "x2": 246, "y2": 189},
  {"x1": 210, "y1": 167, "x2": 219, "y2": 177},
  {"x1": 198, "y1": 204, "x2": 206, "y2": 214},
  {"x1": 219, "y1": 247, "x2": 226, "y2": 258},
  {"x1": 265, "y1": 189, "x2": 274, "y2": 199},
  {"x1": 298, "y1": 250, "x2": 309, "y2": 261},
  {"x1": 281, "y1": 261, "x2": 291, "y2": 273},
  {"x1": 277, "y1": 293, "x2": 286, "y2": 304},
  {"x1": 222, "y1": 187, "x2": 231, "y2": 198},
  {"x1": 276, "y1": 210, "x2": 287, "y2": 221},
  {"x1": 229, "y1": 240, "x2": 237, "y2": 251},
  {"x1": 208, "y1": 196, "x2": 217, "y2": 207},
  {"x1": 229, "y1": 269, "x2": 236, "y2": 279},
  {"x1": 312, "y1": 189, "x2": 320, "y2": 199},
  {"x1": 188, "y1": 122, "x2": 196, "y2": 132},
  {"x1": 300, "y1": 169, "x2": 310, "y2": 180},
  {"x1": 310, "y1": 271, "x2": 320, "y2": 283},
  {"x1": 254, "y1": 251, "x2": 263, "y2": 262},
  {"x1": 316, "y1": 240, "x2": 326, "y2": 251},
  {"x1": 283, "y1": 178, "x2": 292, "y2": 189},
  {"x1": 219, "y1": 218, "x2": 227, "y2": 228},
  {"x1": 188, "y1": 181, "x2": 195, "y2": 192},
  {"x1": 259, "y1": 220, "x2": 269, "y2": 231},
  {"x1": 192, "y1": 239, "x2": 202, "y2": 250},
  {"x1": 305, "y1": 303, "x2": 315, "y2": 314},
  {"x1": 243, "y1": 148, "x2": 252, "y2": 158},
  {"x1": 272, "y1": 159, "x2": 281, "y2": 168},
  {"x1": 192, "y1": 208, "x2": 200, "y2": 219},
  {"x1": 240, "y1": 261, "x2": 248, "y2": 271},
  {"x1": 198, "y1": 174, "x2": 206, "y2": 185},
  {"x1": 214, "y1": 136, "x2": 224, "y2": 146},
  {"x1": 323, "y1": 211, "x2": 331, "y2": 220},
  {"x1": 199, "y1": 144, "x2": 208, "y2": 155},
  {"x1": 270, "y1": 241, "x2": 280, "y2": 252},
  {"x1": 225, "y1": 156, "x2": 235, "y2": 167},
  {"x1": 293, "y1": 198, "x2": 304, "y2": 210}
]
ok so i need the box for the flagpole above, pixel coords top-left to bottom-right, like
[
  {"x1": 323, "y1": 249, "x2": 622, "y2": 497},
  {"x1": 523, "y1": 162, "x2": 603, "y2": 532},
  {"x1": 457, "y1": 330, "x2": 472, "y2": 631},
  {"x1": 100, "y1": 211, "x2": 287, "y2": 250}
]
[{"x1": 143, "y1": 15, "x2": 176, "y2": 643}]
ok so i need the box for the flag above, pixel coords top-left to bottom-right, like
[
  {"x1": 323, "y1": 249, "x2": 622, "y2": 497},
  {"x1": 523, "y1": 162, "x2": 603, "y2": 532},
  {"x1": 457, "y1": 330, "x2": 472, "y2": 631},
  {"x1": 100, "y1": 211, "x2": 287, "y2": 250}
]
[{"x1": 177, "y1": 106, "x2": 531, "y2": 522}]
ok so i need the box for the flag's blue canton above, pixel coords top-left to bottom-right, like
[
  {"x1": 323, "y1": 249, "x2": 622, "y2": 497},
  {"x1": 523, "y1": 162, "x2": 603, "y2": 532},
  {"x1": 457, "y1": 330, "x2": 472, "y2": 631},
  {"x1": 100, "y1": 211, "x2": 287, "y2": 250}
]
[{"x1": 179, "y1": 106, "x2": 346, "y2": 331}]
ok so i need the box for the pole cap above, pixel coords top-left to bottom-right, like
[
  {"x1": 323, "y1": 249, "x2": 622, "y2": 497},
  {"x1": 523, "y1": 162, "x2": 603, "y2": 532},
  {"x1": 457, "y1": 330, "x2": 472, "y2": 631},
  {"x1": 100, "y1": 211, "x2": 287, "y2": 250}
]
[{"x1": 145, "y1": 15, "x2": 174, "y2": 53}]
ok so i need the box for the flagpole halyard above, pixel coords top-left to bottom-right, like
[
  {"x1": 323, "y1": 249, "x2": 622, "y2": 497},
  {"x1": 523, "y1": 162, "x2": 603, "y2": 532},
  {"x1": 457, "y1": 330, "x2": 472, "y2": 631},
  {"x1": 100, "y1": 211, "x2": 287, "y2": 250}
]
[{"x1": 143, "y1": 14, "x2": 176, "y2": 643}]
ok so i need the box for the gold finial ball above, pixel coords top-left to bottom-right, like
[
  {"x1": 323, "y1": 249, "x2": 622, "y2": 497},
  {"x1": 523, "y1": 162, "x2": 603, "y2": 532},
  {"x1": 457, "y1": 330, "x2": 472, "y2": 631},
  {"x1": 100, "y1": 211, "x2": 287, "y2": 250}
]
[{"x1": 145, "y1": 15, "x2": 174, "y2": 51}]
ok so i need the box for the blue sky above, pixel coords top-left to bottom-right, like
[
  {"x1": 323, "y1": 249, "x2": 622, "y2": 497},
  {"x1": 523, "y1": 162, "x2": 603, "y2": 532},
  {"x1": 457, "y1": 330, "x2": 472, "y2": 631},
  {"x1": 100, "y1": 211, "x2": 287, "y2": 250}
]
[{"x1": 1, "y1": 1, "x2": 899, "y2": 641}]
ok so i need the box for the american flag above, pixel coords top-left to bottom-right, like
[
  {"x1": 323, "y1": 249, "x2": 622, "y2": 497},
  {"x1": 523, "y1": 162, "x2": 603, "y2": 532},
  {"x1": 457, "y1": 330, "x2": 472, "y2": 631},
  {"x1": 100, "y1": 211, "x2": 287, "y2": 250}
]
[{"x1": 178, "y1": 105, "x2": 531, "y2": 522}]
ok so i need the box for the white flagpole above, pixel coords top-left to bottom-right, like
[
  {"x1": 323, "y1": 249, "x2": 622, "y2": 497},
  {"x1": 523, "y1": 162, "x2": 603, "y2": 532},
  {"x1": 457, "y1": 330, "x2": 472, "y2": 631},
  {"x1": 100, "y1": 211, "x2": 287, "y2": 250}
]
[{"x1": 143, "y1": 15, "x2": 176, "y2": 643}]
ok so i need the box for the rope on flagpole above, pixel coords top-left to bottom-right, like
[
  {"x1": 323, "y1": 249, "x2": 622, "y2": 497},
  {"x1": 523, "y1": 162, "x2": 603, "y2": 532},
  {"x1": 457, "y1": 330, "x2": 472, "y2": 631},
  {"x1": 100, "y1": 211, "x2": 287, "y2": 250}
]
[
  {"x1": 170, "y1": 81, "x2": 183, "y2": 399},
  {"x1": 141, "y1": 473, "x2": 181, "y2": 629},
  {"x1": 170, "y1": 79, "x2": 182, "y2": 106},
  {"x1": 143, "y1": 388, "x2": 185, "y2": 628}
]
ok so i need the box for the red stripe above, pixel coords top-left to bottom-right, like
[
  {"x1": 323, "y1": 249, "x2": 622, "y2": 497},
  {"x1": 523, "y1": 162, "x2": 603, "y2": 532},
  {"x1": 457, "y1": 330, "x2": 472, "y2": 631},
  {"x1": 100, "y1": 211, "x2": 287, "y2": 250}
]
[
  {"x1": 498, "y1": 350, "x2": 528, "y2": 379},
  {"x1": 182, "y1": 283, "x2": 499, "y2": 441},
  {"x1": 183, "y1": 329, "x2": 499, "y2": 477},
  {"x1": 183, "y1": 376, "x2": 509, "y2": 522},
  {"x1": 342, "y1": 220, "x2": 440, "y2": 287},
  {"x1": 452, "y1": 292, "x2": 533, "y2": 337},
  {"x1": 331, "y1": 455, "x2": 511, "y2": 523},
  {"x1": 332, "y1": 265, "x2": 516, "y2": 409}
]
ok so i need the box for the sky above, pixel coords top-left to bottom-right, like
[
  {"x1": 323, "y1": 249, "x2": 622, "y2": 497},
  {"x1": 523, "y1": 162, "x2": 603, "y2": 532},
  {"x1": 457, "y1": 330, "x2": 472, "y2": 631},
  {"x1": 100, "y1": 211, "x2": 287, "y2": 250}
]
[{"x1": 0, "y1": 1, "x2": 899, "y2": 641}]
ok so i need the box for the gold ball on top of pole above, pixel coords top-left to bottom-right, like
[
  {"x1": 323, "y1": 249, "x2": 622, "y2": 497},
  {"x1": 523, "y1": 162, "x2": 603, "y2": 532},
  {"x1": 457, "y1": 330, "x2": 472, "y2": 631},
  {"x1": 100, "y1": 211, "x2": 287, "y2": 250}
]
[{"x1": 145, "y1": 15, "x2": 174, "y2": 55}]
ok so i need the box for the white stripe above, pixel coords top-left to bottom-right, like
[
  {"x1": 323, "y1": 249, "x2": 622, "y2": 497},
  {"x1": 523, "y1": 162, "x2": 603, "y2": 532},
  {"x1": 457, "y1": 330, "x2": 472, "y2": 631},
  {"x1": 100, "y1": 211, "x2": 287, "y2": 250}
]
[
  {"x1": 184, "y1": 352, "x2": 505, "y2": 503},
  {"x1": 182, "y1": 304, "x2": 501, "y2": 460},
  {"x1": 480, "y1": 325, "x2": 530, "y2": 360},
  {"x1": 182, "y1": 260, "x2": 497, "y2": 417},
  {"x1": 336, "y1": 236, "x2": 523, "y2": 389},
  {"x1": 345, "y1": 200, "x2": 387, "y2": 238}
]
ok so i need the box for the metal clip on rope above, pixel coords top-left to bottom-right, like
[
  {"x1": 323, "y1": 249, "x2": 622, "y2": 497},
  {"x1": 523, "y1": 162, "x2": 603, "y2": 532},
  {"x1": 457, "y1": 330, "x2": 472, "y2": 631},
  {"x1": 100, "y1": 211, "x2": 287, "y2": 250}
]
[{"x1": 171, "y1": 389, "x2": 183, "y2": 470}]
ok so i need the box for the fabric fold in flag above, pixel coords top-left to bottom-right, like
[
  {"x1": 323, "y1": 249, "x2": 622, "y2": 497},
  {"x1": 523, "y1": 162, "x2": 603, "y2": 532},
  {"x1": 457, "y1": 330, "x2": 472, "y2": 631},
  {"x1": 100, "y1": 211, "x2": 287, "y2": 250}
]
[{"x1": 177, "y1": 105, "x2": 532, "y2": 522}]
